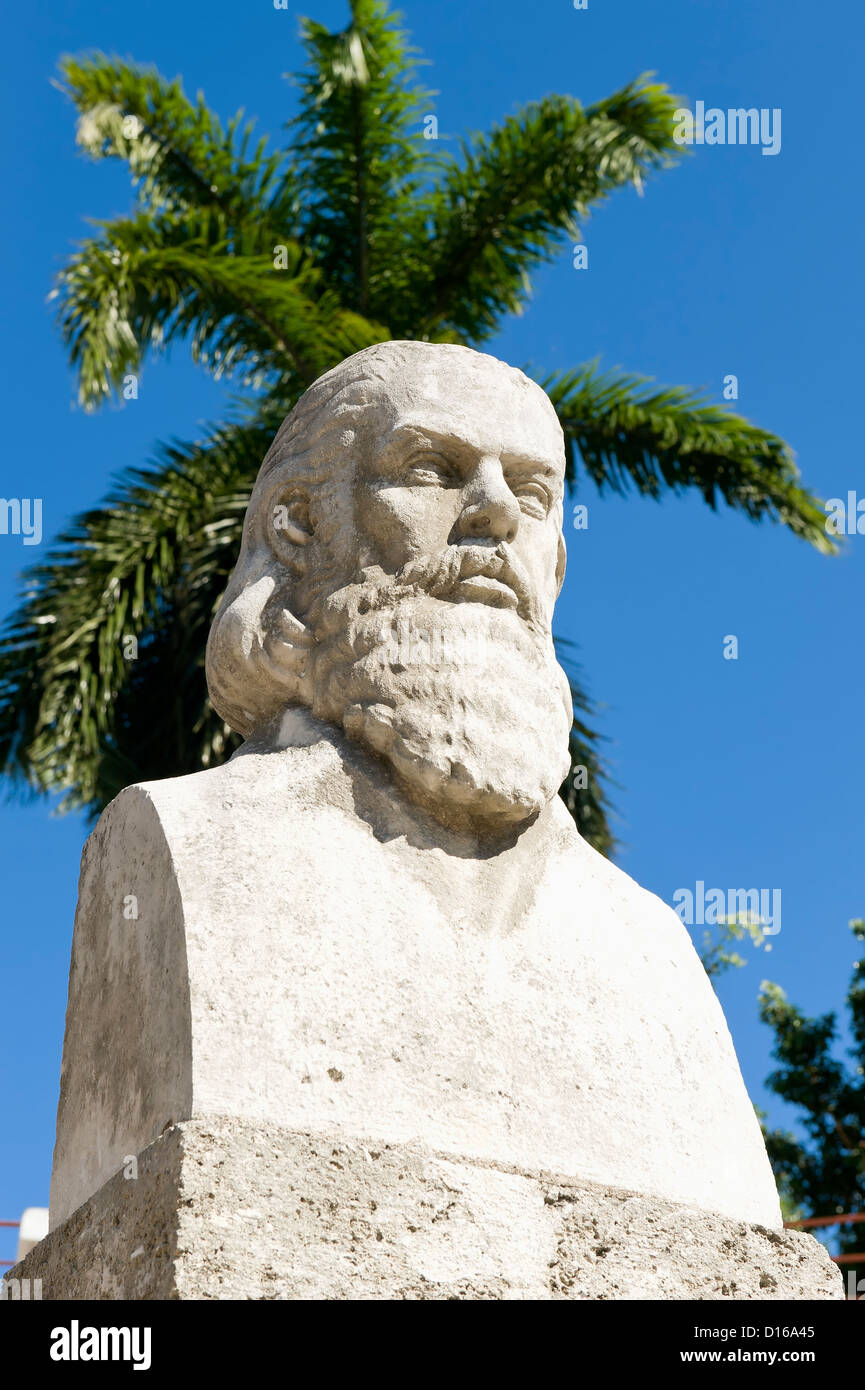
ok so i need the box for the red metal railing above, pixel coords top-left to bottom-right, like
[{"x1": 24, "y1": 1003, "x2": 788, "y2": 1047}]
[{"x1": 784, "y1": 1212, "x2": 865, "y2": 1263}]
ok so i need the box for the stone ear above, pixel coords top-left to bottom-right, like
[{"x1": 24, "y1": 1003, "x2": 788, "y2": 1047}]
[
  {"x1": 555, "y1": 531, "x2": 567, "y2": 598},
  {"x1": 267, "y1": 485, "x2": 314, "y2": 575}
]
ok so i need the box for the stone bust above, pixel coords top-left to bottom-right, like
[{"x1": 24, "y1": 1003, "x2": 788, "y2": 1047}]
[
  {"x1": 205, "y1": 340, "x2": 572, "y2": 836},
  {"x1": 50, "y1": 340, "x2": 783, "y2": 1243}
]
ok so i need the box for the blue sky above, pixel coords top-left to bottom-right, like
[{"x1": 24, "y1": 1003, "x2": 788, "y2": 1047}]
[{"x1": 1, "y1": 0, "x2": 863, "y2": 1259}]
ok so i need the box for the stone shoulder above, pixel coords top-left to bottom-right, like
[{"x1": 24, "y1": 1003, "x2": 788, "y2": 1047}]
[{"x1": 546, "y1": 792, "x2": 698, "y2": 946}]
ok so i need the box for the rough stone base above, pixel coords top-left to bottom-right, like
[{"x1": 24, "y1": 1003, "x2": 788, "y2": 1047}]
[{"x1": 5, "y1": 1118, "x2": 842, "y2": 1301}]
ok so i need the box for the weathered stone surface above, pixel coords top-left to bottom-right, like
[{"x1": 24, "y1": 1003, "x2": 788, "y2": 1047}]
[
  {"x1": 51, "y1": 714, "x2": 781, "y2": 1234},
  {"x1": 13, "y1": 1119, "x2": 843, "y2": 1301},
  {"x1": 44, "y1": 342, "x2": 823, "y2": 1299}
]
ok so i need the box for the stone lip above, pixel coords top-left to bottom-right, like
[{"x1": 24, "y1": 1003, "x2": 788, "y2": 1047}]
[
  {"x1": 9, "y1": 1119, "x2": 844, "y2": 1302},
  {"x1": 50, "y1": 731, "x2": 782, "y2": 1232}
]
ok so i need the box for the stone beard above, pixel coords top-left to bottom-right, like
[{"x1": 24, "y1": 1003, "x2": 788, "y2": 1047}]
[
  {"x1": 207, "y1": 339, "x2": 577, "y2": 836},
  {"x1": 302, "y1": 544, "x2": 574, "y2": 833}
]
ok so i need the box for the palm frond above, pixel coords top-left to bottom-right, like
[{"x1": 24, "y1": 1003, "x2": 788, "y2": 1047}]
[
  {"x1": 54, "y1": 213, "x2": 385, "y2": 406},
  {"x1": 541, "y1": 361, "x2": 833, "y2": 549},
  {"x1": 58, "y1": 52, "x2": 297, "y2": 225},
  {"x1": 0, "y1": 399, "x2": 289, "y2": 812},
  {"x1": 1, "y1": 13, "x2": 834, "y2": 859},
  {"x1": 290, "y1": 0, "x2": 434, "y2": 322},
  {"x1": 554, "y1": 638, "x2": 618, "y2": 857},
  {"x1": 409, "y1": 76, "x2": 683, "y2": 340}
]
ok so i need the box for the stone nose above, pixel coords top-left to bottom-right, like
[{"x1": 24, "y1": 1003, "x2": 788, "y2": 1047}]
[{"x1": 453, "y1": 458, "x2": 520, "y2": 545}]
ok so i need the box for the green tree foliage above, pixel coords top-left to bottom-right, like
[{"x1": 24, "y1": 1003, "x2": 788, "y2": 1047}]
[
  {"x1": 696, "y1": 914, "x2": 774, "y2": 980},
  {"x1": 759, "y1": 919, "x2": 865, "y2": 1275},
  {"x1": 0, "y1": 1, "x2": 833, "y2": 852}
]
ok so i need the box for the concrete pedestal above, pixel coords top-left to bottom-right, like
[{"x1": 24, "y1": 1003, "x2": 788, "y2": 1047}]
[{"x1": 6, "y1": 1117, "x2": 841, "y2": 1300}]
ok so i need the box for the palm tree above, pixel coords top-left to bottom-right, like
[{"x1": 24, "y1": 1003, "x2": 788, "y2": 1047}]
[{"x1": 0, "y1": 0, "x2": 831, "y2": 855}]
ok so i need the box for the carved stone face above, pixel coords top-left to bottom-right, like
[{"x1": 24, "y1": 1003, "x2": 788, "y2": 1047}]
[
  {"x1": 350, "y1": 355, "x2": 566, "y2": 632},
  {"x1": 207, "y1": 343, "x2": 574, "y2": 836}
]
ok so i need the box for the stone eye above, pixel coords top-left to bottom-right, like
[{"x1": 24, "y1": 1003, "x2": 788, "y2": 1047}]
[
  {"x1": 513, "y1": 480, "x2": 551, "y2": 517},
  {"x1": 405, "y1": 452, "x2": 453, "y2": 485}
]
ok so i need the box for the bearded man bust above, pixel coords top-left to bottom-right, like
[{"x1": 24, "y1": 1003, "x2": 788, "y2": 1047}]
[{"x1": 38, "y1": 342, "x2": 842, "y2": 1302}]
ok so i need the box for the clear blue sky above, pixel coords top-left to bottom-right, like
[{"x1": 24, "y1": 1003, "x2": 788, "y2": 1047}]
[{"x1": 2, "y1": 0, "x2": 863, "y2": 1258}]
